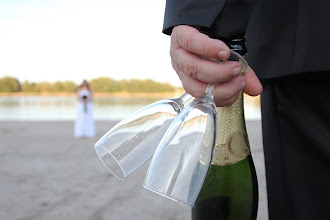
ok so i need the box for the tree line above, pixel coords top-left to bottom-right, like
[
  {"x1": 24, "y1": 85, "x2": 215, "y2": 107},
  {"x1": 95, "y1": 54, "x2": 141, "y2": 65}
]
[{"x1": 0, "y1": 76, "x2": 175, "y2": 93}]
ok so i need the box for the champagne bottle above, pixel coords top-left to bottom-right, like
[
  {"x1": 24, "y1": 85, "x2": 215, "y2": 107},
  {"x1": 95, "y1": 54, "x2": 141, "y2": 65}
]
[{"x1": 192, "y1": 92, "x2": 259, "y2": 220}]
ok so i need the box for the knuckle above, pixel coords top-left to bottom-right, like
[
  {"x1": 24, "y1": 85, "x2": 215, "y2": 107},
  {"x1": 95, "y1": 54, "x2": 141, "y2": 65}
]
[
  {"x1": 181, "y1": 35, "x2": 193, "y2": 51},
  {"x1": 214, "y1": 67, "x2": 229, "y2": 82},
  {"x1": 200, "y1": 37, "x2": 211, "y2": 56},
  {"x1": 202, "y1": 42, "x2": 208, "y2": 56},
  {"x1": 214, "y1": 65, "x2": 233, "y2": 82},
  {"x1": 184, "y1": 62, "x2": 198, "y2": 79},
  {"x1": 213, "y1": 73, "x2": 224, "y2": 83}
]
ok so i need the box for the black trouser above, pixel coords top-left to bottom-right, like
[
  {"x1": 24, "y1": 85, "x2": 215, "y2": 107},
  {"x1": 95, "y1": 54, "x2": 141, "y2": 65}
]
[{"x1": 260, "y1": 71, "x2": 330, "y2": 220}]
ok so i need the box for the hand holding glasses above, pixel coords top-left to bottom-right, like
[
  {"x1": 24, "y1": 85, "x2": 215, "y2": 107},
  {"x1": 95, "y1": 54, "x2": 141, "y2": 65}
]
[
  {"x1": 94, "y1": 50, "x2": 248, "y2": 206},
  {"x1": 143, "y1": 51, "x2": 248, "y2": 206}
]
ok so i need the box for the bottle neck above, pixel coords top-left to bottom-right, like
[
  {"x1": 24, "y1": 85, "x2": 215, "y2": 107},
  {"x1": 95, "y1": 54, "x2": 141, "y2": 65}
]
[
  {"x1": 198, "y1": 28, "x2": 247, "y2": 56},
  {"x1": 209, "y1": 37, "x2": 249, "y2": 166},
  {"x1": 212, "y1": 92, "x2": 250, "y2": 166},
  {"x1": 222, "y1": 38, "x2": 247, "y2": 56}
]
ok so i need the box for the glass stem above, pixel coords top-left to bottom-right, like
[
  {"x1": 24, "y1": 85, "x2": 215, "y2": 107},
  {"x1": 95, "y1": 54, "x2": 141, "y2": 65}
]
[
  {"x1": 179, "y1": 92, "x2": 193, "y2": 104},
  {"x1": 205, "y1": 83, "x2": 218, "y2": 100}
]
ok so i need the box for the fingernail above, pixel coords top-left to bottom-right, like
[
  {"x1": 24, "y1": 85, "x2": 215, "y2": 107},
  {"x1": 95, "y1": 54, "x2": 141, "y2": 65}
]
[
  {"x1": 233, "y1": 67, "x2": 241, "y2": 76},
  {"x1": 218, "y1": 51, "x2": 227, "y2": 59},
  {"x1": 241, "y1": 81, "x2": 246, "y2": 89}
]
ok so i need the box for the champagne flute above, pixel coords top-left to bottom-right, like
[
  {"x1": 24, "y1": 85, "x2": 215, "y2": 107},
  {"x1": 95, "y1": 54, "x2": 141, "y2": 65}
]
[
  {"x1": 143, "y1": 51, "x2": 248, "y2": 206},
  {"x1": 94, "y1": 92, "x2": 192, "y2": 179}
]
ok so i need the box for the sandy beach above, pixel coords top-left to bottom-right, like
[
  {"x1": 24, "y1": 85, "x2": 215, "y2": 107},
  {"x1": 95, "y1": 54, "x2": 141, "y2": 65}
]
[{"x1": 0, "y1": 120, "x2": 268, "y2": 220}]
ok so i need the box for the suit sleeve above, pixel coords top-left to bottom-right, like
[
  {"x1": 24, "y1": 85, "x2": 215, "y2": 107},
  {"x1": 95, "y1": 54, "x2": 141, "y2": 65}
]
[{"x1": 163, "y1": 0, "x2": 256, "y2": 40}]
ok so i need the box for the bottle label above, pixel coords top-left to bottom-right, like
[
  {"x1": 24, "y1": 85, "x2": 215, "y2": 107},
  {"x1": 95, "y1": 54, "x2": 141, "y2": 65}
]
[
  {"x1": 212, "y1": 94, "x2": 251, "y2": 166},
  {"x1": 212, "y1": 131, "x2": 250, "y2": 166}
]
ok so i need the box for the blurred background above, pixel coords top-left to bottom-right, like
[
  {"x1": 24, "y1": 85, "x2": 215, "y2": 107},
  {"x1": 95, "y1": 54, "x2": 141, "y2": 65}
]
[{"x1": 0, "y1": 0, "x2": 267, "y2": 219}]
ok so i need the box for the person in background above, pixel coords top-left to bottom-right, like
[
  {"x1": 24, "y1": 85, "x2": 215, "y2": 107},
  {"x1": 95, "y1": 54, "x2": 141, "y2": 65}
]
[
  {"x1": 162, "y1": 0, "x2": 330, "y2": 219},
  {"x1": 74, "y1": 80, "x2": 95, "y2": 138}
]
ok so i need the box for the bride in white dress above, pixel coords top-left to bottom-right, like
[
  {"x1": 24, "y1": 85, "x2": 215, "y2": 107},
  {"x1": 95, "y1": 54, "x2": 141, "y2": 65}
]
[{"x1": 74, "y1": 80, "x2": 95, "y2": 138}]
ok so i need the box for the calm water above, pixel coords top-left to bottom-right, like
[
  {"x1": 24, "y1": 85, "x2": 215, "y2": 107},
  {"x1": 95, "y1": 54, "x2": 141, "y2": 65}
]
[{"x1": 0, "y1": 96, "x2": 261, "y2": 121}]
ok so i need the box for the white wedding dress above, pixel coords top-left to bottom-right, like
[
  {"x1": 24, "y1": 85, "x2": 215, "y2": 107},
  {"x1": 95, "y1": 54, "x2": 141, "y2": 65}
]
[{"x1": 74, "y1": 89, "x2": 95, "y2": 138}]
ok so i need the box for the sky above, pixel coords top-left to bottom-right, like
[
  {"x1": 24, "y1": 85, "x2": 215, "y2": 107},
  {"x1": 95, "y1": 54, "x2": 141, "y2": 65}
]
[{"x1": 0, "y1": 0, "x2": 182, "y2": 86}]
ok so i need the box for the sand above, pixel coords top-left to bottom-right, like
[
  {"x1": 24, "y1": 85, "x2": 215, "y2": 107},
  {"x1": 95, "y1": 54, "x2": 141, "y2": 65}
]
[{"x1": 0, "y1": 120, "x2": 268, "y2": 220}]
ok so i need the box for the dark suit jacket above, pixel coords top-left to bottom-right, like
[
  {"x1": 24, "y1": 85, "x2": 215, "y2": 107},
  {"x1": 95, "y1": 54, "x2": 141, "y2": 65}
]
[{"x1": 163, "y1": 0, "x2": 330, "y2": 79}]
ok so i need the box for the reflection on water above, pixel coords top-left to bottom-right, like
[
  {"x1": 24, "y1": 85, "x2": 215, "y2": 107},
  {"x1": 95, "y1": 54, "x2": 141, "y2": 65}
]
[{"x1": 0, "y1": 95, "x2": 261, "y2": 121}]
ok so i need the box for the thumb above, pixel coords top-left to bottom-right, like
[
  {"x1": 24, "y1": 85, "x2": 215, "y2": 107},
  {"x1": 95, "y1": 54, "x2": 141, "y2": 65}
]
[{"x1": 243, "y1": 66, "x2": 263, "y2": 96}]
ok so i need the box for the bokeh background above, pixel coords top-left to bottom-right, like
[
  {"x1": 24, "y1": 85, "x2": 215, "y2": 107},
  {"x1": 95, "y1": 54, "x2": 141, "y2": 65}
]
[{"x1": 0, "y1": 1, "x2": 268, "y2": 219}]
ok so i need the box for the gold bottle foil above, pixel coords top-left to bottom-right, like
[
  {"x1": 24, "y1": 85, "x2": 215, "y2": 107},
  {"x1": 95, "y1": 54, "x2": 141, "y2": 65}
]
[{"x1": 212, "y1": 93, "x2": 250, "y2": 166}]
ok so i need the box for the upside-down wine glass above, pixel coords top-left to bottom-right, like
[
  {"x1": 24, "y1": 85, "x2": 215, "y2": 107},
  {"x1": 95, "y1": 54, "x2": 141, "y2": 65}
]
[{"x1": 94, "y1": 92, "x2": 192, "y2": 179}]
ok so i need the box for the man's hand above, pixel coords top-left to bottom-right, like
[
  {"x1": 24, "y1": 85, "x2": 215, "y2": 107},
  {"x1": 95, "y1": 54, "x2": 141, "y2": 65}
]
[{"x1": 170, "y1": 25, "x2": 262, "y2": 106}]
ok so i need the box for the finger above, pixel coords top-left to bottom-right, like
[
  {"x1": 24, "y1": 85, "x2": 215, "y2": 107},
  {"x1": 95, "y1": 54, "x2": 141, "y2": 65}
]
[
  {"x1": 216, "y1": 92, "x2": 242, "y2": 107},
  {"x1": 213, "y1": 76, "x2": 246, "y2": 106},
  {"x1": 214, "y1": 75, "x2": 246, "y2": 101},
  {"x1": 243, "y1": 66, "x2": 263, "y2": 96},
  {"x1": 173, "y1": 47, "x2": 242, "y2": 84},
  {"x1": 172, "y1": 25, "x2": 230, "y2": 60},
  {"x1": 172, "y1": 61, "x2": 208, "y2": 98}
]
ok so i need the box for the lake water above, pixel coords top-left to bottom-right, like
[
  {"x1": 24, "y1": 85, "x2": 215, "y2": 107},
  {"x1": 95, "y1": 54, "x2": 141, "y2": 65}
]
[{"x1": 0, "y1": 95, "x2": 261, "y2": 121}]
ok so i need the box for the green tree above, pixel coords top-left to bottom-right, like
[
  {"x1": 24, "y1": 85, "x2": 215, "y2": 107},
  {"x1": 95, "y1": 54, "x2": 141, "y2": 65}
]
[
  {"x1": 124, "y1": 79, "x2": 175, "y2": 93},
  {"x1": 34, "y1": 82, "x2": 54, "y2": 93},
  {"x1": 53, "y1": 81, "x2": 63, "y2": 92},
  {"x1": 21, "y1": 80, "x2": 34, "y2": 92},
  {"x1": 0, "y1": 75, "x2": 175, "y2": 93},
  {"x1": 0, "y1": 76, "x2": 20, "y2": 92},
  {"x1": 62, "y1": 80, "x2": 77, "y2": 92},
  {"x1": 52, "y1": 81, "x2": 63, "y2": 92},
  {"x1": 119, "y1": 79, "x2": 129, "y2": 92},
  {"x1": 90, "y1": 77, "x2": 119, "y2": 93}
]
